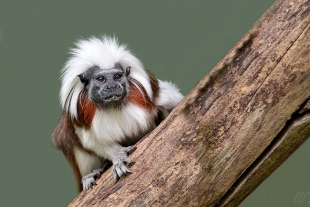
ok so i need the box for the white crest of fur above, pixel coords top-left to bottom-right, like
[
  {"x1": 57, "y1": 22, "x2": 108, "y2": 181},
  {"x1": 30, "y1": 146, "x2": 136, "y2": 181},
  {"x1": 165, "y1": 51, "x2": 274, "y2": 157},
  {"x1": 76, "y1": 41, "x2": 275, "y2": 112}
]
[{"x1": 60, "y1": 36, "x2": 152, "y2": 118}]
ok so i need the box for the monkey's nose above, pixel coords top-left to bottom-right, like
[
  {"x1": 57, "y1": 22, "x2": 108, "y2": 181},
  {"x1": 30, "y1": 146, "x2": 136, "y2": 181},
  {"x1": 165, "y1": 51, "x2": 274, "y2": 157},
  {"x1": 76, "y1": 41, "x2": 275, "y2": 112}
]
[{"x1": 105, "y1": 83, "x2": 120, "y2": 90}]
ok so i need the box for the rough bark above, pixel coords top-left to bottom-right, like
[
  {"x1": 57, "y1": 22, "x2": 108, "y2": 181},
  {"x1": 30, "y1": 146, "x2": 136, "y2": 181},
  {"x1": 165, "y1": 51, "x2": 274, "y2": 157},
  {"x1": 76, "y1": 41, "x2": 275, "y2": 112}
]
[{"x1": 69, "y1": 0, "x2": 310, "y2": 206}]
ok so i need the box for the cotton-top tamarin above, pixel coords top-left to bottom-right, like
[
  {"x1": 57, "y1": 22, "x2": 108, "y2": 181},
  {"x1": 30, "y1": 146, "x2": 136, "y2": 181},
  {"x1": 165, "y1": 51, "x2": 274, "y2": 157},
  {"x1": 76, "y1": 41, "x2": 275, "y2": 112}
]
[{"x1": 52, "y1": 36, "x2": 183, "y2": 192}]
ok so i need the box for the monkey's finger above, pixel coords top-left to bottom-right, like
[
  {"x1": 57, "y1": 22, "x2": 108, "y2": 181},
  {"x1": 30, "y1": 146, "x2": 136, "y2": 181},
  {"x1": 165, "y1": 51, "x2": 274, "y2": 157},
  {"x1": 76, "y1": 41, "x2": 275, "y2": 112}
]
[
  {"x1": 113, "y1": 163, "x2": 131, "y2": 179},
  {"x1": 90, "y1": 181, "x2": 97, "y2": 189},
  {"x1": 115, "y1": 165, "x2": 125, "y2": 178},
  {"x1": 125, "y1": 146, "x2": 137, "y2": 154},
  {"x1": 120, "y1": 164, "x2": 132, "y2": 174},
  {"x1": 123, "y1": 157, "x2": 133, "y2": 164},
  {"x1": 112, "y1": 167, "x2": 120, "y2": 180}
]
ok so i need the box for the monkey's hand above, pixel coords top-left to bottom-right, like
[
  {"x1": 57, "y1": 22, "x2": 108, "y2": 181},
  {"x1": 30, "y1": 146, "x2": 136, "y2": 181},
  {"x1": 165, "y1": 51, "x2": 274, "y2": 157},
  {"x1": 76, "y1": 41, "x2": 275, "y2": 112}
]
[
  {"x1": 110, "y1": 145, "x2": 137, "y2": 180},
  {"x1": 82, "y1": 168, "x2": 105, "y2": 190}
]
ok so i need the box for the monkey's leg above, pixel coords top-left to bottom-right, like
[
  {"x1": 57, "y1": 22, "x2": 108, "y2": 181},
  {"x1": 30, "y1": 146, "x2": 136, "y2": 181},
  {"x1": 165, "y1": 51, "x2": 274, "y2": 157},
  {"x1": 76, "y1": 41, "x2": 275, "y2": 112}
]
[
  {"x1": 74, "y1": 147, "x2": 110, "y2": 190},
  {"x1": 82, "y1": 145, "x2": 136, "y2": 188}
]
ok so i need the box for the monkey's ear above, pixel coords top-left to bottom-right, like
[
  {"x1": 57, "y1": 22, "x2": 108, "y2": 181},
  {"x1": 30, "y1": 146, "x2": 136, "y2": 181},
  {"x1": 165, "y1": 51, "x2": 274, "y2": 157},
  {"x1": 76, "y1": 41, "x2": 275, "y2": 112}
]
[
  {"x1": 125, "y1": 67, "x2": 131, "y2": 77},
  {"x1": 78, "y1": 73, "x2": 89, "y2": 86}
]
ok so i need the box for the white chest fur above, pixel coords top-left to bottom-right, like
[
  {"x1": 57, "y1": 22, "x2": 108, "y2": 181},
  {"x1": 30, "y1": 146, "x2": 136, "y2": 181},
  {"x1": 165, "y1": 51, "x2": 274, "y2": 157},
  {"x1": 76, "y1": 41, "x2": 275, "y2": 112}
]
[{"x1": 75, "y1": 103, "x2": 157, "y2": 153}]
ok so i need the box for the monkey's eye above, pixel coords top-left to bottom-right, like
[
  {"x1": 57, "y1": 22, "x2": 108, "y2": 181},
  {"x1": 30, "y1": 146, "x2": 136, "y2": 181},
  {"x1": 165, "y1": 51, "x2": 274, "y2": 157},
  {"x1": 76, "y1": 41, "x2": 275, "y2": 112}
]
[
  {"x1": 96, "y1": 76, "x2": 105, "y2": 83},
  {"x1": 113, "y1": 73, "x2": 122, "y2": 81}
]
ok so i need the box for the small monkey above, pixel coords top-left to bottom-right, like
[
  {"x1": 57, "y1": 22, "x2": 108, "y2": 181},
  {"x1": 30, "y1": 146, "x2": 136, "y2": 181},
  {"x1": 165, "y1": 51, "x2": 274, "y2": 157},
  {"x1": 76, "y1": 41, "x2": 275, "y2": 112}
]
[{"x1": 52, "y1": 36, "x2": 183, "y2": 191}]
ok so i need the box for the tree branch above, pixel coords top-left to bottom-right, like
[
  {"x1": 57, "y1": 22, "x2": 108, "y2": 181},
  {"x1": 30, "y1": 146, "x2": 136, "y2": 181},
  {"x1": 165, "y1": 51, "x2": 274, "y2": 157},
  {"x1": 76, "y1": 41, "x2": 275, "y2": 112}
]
[{"x1": 69, "y1": 0, "x2": 310, "y2": 206}]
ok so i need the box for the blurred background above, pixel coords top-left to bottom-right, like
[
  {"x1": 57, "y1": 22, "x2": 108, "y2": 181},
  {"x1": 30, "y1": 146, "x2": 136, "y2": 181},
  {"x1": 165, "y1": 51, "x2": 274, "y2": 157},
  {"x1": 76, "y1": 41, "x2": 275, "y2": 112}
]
[{"x1": 1, "y1": 0, "x2": 309, "y2": 206}]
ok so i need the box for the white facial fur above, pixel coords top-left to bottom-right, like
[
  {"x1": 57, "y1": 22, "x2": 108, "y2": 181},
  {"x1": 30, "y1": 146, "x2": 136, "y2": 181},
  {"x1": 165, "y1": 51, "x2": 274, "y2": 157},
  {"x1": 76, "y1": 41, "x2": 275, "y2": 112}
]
[{"x1": 60, "y1": 36, "x2": 153, "y2": 119}]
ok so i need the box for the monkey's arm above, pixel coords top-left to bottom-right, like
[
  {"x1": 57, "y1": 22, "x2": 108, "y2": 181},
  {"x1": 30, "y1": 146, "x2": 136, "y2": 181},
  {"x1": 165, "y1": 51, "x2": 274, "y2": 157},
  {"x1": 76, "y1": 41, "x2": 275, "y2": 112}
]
[
  {"x1": 52, "y1": 111, "x2": 83, "y2": 192},
  {"x1": 156, "y1": 80, "x2": 184, "y2": 112}
]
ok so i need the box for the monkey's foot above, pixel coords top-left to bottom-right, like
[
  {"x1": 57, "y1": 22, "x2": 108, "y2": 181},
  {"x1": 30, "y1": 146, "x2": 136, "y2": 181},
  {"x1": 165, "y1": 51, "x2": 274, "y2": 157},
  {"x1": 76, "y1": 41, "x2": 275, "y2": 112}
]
[
  {"x1": 81, "y1": 168, "x2": 105, "y2": 190},
  {"x1": 112, "y1": 146, "x2": 137, "y2": 180}
]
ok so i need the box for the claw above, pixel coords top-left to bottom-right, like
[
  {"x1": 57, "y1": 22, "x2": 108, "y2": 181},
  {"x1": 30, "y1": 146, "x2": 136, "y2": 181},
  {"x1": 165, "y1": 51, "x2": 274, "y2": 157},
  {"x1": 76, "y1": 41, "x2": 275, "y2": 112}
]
[
  {"x1": 109, "y1": 145, "x2": 137, "y2": 181},
  {"x1": 112, "y1": 160, "x2": 133, "y2": 180},
  {"x1": 82, "y1": 176, "x2": 96, "y2": 191},
  {"x1": 125, "y1": 146, "x2": 137, "y2": 154},
  {"x1": 81, "y1": 168, "x2": 106, "y2": 190}
]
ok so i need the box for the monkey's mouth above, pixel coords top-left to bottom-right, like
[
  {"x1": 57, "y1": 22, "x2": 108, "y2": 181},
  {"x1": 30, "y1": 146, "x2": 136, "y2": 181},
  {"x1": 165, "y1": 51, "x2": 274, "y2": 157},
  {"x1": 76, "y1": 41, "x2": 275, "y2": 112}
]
[
  {"x1": 97, "y1": 94, "x2": 125, "y2": 108},
  {"x1": 91, "y1": 88, "x2": 127, "y2": 105},
  {"x1": 104, "y1": 95, "x2": 123, "y2": 101}
]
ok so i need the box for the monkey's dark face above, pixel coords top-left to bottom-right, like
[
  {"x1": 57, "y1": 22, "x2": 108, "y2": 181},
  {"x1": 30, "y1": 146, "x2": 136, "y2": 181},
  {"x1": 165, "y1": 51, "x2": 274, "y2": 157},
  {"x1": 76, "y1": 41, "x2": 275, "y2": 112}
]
[{"x1": 79, "y1": 64, "x2": 131, "y2": 106}]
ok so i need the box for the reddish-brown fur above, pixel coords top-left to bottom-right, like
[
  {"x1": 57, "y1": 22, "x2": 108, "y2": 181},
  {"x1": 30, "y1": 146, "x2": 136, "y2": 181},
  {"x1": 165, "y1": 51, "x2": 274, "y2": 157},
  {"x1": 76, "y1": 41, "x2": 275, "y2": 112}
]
[
  {"x1": 76, "y1": 92, "x2": 96, "y2": 128},
  {"x1": 52, "y1": 111, "x2": 83, "y2": 191},
  {"x1": 67, "y1": 150, "x2": 83, "y2": 192},
  {"x1": 126, "y1": 71, "x2": 159, "y2": 109},
  {"x1": 147, "y1": 70, "x2": 160, "y2": 101},
  {"x1": 126, "y1": 81, "x2": 154, "y2": 109}
]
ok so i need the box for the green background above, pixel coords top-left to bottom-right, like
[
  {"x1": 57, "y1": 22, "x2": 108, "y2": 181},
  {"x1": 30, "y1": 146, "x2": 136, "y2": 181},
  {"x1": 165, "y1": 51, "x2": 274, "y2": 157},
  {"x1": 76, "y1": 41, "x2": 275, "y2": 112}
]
[{"x1": 0, "y1": 1, "x2": 309, "y2": 206}]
